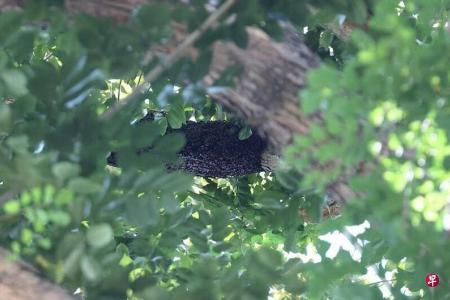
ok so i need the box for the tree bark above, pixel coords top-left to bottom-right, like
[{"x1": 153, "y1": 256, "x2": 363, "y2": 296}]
[
  {"x1": 1, "y1": 1, "x2": 356, "y2": 203},
  {"x1": 203, "y1": 25, "x2": 321, "y2": 153},
  {"x1": 0, "y1": 1, "x2": 354, "y2": 296},
  {"x1": 0, "y1": 249, "x2": 76, "y2": 300},
  {"x1": 202, "y1": 25, "x2": 355, "y2": 205},
  {"x1": 3, "y1": 0, "x2": 354, "y2": 212}
]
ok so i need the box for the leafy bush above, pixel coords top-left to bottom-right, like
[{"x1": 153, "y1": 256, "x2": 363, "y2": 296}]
[{"x1": 0, "y1": 0, "x2": 449, "y2": 299}]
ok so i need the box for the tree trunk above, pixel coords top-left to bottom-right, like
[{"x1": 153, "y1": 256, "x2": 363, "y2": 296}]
[
  {"x1": 0, "y1": 249, "x2": 76, "y2": 300},
  {"x1": 0, "y1": 1, "x2": 355, "y2": 296},
  {"x1": 3, "y1": 0, "x2": 355, "y2": 224},
  {"x1": 0, "y1": 0, "x2": 357, "y2": 207},
  {"x1": 202, "y1": 25, "x2": 355, "y2": 205}
]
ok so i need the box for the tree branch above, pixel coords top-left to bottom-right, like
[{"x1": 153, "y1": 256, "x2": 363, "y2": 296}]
[
  {"x1": 0, "y1": 248, "x2": 76, "y2": 300},
  {"x1": 202, "y1": 25, "x2": 357, "y2": 205},
  {"x1": 100, "y1": 0, "x2": 236, "y2": 121}
]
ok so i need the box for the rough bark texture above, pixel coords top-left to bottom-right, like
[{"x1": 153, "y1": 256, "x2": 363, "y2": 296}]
[
  {"x1": 0, "y1": 0, "x2": 151, "y2": 20},
  {"x1": 0, "y1": 0, "x2": 23, "y2": 11},
  {"x1": 203, "y1": 25, "x2": 354, "y2": 205},
  {"x1": 65, "y1": 0, "x2": 149, "y2": 22},
  {"x1": 0, "y1": 1, "x2": 353, "y2": 296},
  {"x1": 0, "y1": 248, "x2": 76, "y2": 300},
  {"x1": 1, "y1": 0, "x2": 160, "y2": 20},
  {"x1": 203, "y1": 25, "x2": 321, "y2": 154},
  {"x1": 3, "y1": 0, "x2": 353, "y2": 208}
]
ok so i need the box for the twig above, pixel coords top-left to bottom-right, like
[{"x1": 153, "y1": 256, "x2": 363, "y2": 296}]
[
  {"x1": 136, "y1": 72, "x2": 143, "y2": 86},
  {"x1": 117, "y1": 79, "x2": 122, "y2": 102},
  {"x1": 367, "y1": 279, "x2": 397, "y2": 286},
  {"x1": 100, "y1": 0, "x2": 236, "y2": 121}
]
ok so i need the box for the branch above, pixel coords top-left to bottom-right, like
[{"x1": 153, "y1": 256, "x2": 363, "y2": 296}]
[
  {"x1": 0, "y1": 248, "x2": 76, "y2": 300},
  {"x1": 100, "y1": 0, "x2": 236, "y2": 121},
  {"x1": 203, "y1": 25, "x2": 321, "y2": 153},
  {"x1": 202, "y1": 25, "x2": 359, "y2": 206}
]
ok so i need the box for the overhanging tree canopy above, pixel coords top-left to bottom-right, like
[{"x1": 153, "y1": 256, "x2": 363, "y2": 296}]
[{"x1": 0, "y1": 0, "x2": 449, "y2": 299}]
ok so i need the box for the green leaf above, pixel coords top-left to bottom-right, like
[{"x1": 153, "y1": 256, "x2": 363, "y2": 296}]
[
  {"x1": 319, "y1": 30, "x2": 334, "y2": 49},
  {"x1": 0, "y1": 103, "x2": 11, "y2": 133},
  {"x1": 6, "y1": 136, "x2": 29, "y2": 153},
  {"x1": 255, "y1": 247, "x2": 283, "y2": 268},
  {"x1": 81, "y1": 255, "x2": 101, "y2": 281},
  {"x1": 52, "y1": 162, "x2": 81, "y2": 182},
  {"x1": 21, "y1": 228, "x2": 33, "y2": 245},
  {"x1": 254, "y1": 191, "x2": 285, "y2": 209},
  {"x1": 155, "y1": 116, "x2": 168, "y2": 135},
  {"x1": 86, "y1": 224, "x2": 114, "y2": 249},
  {"x1": 1, "y1": 70, "x2": 28, "y2": 97},
  {"x1": 55, "y1": 189, "x2": 74, "y2": 206},
  {"x1": 351, "y1": 0, "x2": 368, "y2": 24},
  {"x1": 276, "y1": 169, "x2": 301, "y2": 192},
  {"x1": 303, "y1": 193, "x2": 323, "y2": 223},
  {"x1": 300, "y1": 90, "x2": 320, "y2": 114},
  {"x1": 137, "y1": 286, "x2": 170, "y2": 300},
  {"x1": 126, "y1": 196, "x2": 160, "y2": 227},
  {"x1": 211, "y1": 207, "x2": 231, "y2": 241},
  {"x1": 153, "y1": 132, "x2": 186, "y2": 153},
  {"x1": 63, "y1": 243, "x2": 85, "y2": 277},
  {"x1": 47, "y1": 210, "x2": 71, "y2": 226},
  {"x1": 119, "y1": 253, "x2": 133, "y2": 267},
  {"x1": 167, "y1": 104, "x2": 186, "y2": 129},
  {"x1": 68, "y1": 178, "x2": 101, "y2": 195},
  {"x1": 238, "y1": 126, "x2": 253, "y2": 140},
  {"x1": 361, "y1": 239, "x2": 389, "y2": 265},
  {"x1": 3, "y1": 200, "x2": 20, "y2": 214}
]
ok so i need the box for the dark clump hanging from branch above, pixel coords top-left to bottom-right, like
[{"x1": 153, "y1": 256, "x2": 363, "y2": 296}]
[
  {"x1": 176, "y1": 121, "x2": 268, "y2": 177},
  {"x1": 203, "y1": 25, "x2": 355, "y2": 205},
  {"x1": 108, "y1": 121, "x2": 274, "y2": 177},
  {"x1": 203, "y1": 25, "x2": 321, "y2": 154}
]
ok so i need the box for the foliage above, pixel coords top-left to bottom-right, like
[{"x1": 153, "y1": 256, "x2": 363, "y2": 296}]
[{"x1": 1, "y1": 0, "x2": 449, "y2": 299}]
